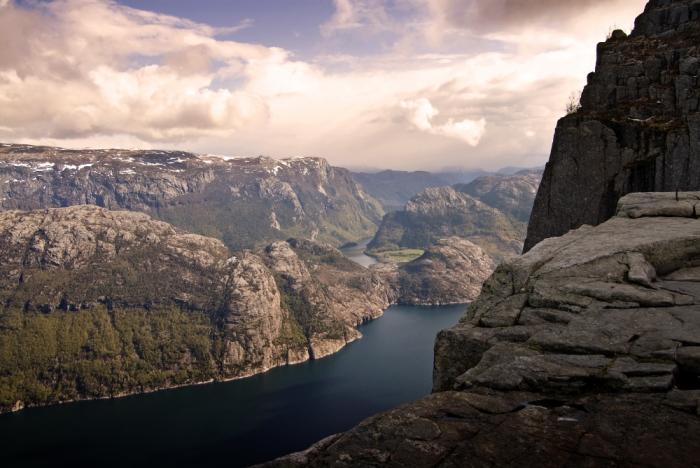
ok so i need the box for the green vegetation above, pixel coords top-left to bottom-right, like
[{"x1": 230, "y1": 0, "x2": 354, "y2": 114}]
[
  {"x1": 273, "y1": 273, "x2": 345, "y2": 342},
  {"x1": 0, "y1": 306, "x2": 218, "y2": 410},
  {"x1": 367, "y1": 249, "x2": 425, "y2": 264}
]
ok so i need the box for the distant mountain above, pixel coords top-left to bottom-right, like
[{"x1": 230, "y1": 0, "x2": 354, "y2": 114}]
[
  {"x1": 368, "y1": 169, "x2": 543, "y2": 262},
  {"x1": 0, "y1": 144, "x2": 384, "y2": 250},
  {"x1": 434, "y1": 169, "x2": 494, "y2": 185},
  {"x1": 454, "y1": 169, "x2": 542, "y2": 222},
  {"x1": 351, "y1": 167, "x2": 538, "y2": 212},
  {"x1": 495, "y1": 165, "x2": 544, "y2": 176},
  {"x1": 351, "y1": 170, "x2": 451, "y2": 211},
  {"x1": 368, "y1": 186, "x2": 525, "y2": 262}
]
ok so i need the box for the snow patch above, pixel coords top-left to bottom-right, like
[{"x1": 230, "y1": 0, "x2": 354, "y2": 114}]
[
  {"x1": 34, "y1": 162, "x2": 55, "y2": 171},
  {"x1": 61, "y1": 163, "x2": 94, "y2": 171}
]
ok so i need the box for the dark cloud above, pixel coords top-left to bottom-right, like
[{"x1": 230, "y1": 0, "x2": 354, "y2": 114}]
[{"x1": 435, "y1": 0, "x2": 625, "y2": 32}]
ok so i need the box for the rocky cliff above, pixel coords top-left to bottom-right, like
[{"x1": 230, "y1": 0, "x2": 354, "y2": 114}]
[
  {"x1": 0, "y1": 206, "x2": 391, "y2": 413},
  {"x1": 368, "y1": 170, "x2": 542, "y2": 262},
  {"x1": 263, "y1": 192, "x2": 700, "y2": 467},
  {"x1": 261, "y1": 238, "x2": 393, "y2": 359},
  {"x1": 525, "y1": 0, "x2": 700, "y2": 251},
  {"x1": 0, "y1": 144, "x2": 384, "y2": 250}
]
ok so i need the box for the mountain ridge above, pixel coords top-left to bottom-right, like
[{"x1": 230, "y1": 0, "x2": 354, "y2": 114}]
[{"x1": 0, "y1": 143, "x2": 384, "y2": 251}]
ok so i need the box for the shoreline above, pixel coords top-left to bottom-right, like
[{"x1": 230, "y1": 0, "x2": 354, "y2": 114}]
[
  {"x1": 0, "y1": 309, "x2": 383, "y2": 417},
  {"x1": 0, "y1": 301, "x2": 469, "y2": 417}
]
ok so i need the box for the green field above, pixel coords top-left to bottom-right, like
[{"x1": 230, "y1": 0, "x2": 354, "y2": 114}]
[{"x1": 367, "y1": 249, "x2": 425, "y2": 264}]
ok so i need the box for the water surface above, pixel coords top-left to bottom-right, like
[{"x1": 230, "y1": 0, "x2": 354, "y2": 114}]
[
  {"x1": 340, "y1": 239, "x2": 378, "y2": 268},
  {"x1": 0, "y1": 304, "x2": 465, "y2": 468}
]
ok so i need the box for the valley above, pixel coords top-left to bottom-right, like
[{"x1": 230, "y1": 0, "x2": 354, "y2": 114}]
[{"x1": 1, "y1": 1, "x2": 698, "y2": 467}]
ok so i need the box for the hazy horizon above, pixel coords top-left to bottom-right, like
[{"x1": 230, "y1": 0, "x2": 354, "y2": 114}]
[{"x1": 0, "y1": 0, "x2": 646, "y2": 171}]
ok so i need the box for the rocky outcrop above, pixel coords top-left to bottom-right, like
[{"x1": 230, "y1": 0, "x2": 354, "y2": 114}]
[
  {"x1": 433, "y1": 191, "x2": 700, "y2": 393},
  {"x1": 525, "y1": 0, "x2": 700, "y2": 251},
  {"x1": 454, "y1": 169, "x2": 542, "y2": 223},
  {"x1": 0, "y1": 206, "x2": 391, "y2": 413},
  {"x1": 0, "y1": 144, "x2": 384, "y2": 250},
  {"x1": 264, "y1": 392, "x2": 700, "y2": 468},
  {"x1": 368, "y1": 187, "x2": 525, "y2": 263},
  {"x1": 263, "y1": 192, "x2": 700, "y2": 467},
  {"x1": 374, "y1": 237, "x2": 495, "y2": 305}
]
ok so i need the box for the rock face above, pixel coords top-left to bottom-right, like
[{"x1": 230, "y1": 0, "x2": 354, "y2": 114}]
[
  {"x1": 0, "y1": 206, "x2": 391, "y2": 413},
  {"x1": 261, "y1": 239, "x2": 393, "y2": 359},
  {"x1": 433, "y1": 191, "x2": 700, "y2": 393},
  {"x1": 0, "y1": 144, "x2": 384, "y2": 250},
  {"x1": 374, "y1": 237, "x2": 496, "y2": 305},
  {"x1": 525, "y1": 0, "x2": 700, "y2": 251},
  {"x1": 262, "y1": 192, "x2": 700, "y2": 467},
  {"x1": 369, "y1": 170, "x2": 542, "y2": 262}
]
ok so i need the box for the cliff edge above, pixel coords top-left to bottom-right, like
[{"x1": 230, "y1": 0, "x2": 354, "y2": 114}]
[
  {"x1": 525, "y1": 0, "x2": 700, "y2": 251},
  {"x1": 263, "y1": 192, "x2": 700, "y2": 467}
]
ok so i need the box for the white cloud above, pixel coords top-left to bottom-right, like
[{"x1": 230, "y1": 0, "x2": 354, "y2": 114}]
[
  {"x1": 0, "y1": 0, "x2": 272, "y2": 141},
  {"x1": 401, "y1": 98, "x2": 486, "y2": 146}
]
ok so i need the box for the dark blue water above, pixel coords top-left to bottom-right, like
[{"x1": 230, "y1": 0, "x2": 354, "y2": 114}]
[{"x1": 0, "y1": 304, "x2": 465, "y2": 468}]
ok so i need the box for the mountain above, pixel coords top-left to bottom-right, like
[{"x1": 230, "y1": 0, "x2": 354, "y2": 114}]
[
  {"x1": 373, "y1": 237, "x2": 496, "y2": 306},
  {"x1": 454, "y1": 169, "x2": 542, "y2": 222},
  {"x1": 0, "y1": 206, "x2": 391, "y2": 413},
  {"x1": 368, "y1": 170, "x2": 543, "y2": 262},
  {"x1": 351, "y1": 170, "x2": 452, "y2": 211},
  {"x1": 496, "y1": 165, "x2": 544, "y2": 176},
  {"x1": 265, "y1": 192, "x2": 700, "y2": 468},
  {"x1": 0, "y1": 144, "x2": 384, "y2": 250},
  {"x1": 434, "y1": 168, "x2": 494, "y2": 185},
  {"x1": 525, "y1": 0, "x2": 700, "y2": 251}
]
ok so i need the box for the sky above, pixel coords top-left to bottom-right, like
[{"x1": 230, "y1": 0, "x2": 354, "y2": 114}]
[{"x1": 0, "y1": 0, "x2": 647, "y2": 171}]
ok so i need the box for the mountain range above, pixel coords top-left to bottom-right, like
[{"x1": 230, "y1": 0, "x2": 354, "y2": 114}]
[
  {"x1": 368, "y1": 169, "x2": 542, "y2": 262},
  {"x1": 0, "y1": 144, "x2": 383, "y2": 250}
]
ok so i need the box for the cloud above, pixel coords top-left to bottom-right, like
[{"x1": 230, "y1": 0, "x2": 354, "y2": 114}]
[
  {"x1": 0, "y1": 0, "x2": 648, "y2": 170},
  {"x1": 425, "y1": 0, "x2": 641, "y2": 34},
  {"x1": 400, "y1": 98, "x2": 486, "y2": 146},
  {"x1": 0, "y1": 0, "x2": 272, "y2": 141},
  {"x1": 320, "y1": 0, "x2": 392, "y2": 36}
]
